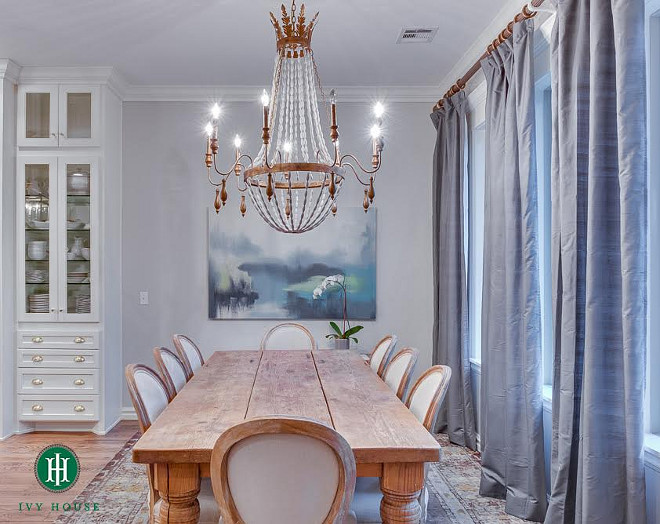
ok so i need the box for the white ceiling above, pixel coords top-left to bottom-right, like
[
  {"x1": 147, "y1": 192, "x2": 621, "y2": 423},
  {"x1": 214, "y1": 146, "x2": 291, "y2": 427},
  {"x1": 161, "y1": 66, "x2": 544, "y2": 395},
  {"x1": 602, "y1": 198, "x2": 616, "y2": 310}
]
[{"x1": 0, "y1": 0, "x2": 508, "y2": 87}]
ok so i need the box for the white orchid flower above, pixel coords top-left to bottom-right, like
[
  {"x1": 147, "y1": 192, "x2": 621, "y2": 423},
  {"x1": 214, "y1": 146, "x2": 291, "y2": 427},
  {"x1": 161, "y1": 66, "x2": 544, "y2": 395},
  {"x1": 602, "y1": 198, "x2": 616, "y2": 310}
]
[{"x1": 313, "y1": 287, "x2": 323, "y2": 299}]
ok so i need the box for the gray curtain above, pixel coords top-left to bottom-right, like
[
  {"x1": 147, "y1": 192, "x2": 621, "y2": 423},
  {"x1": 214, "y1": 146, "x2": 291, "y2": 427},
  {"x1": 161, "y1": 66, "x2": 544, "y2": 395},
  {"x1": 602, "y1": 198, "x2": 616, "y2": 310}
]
[
  {"x1": 430, "y1": 91, "x2": 477, "y2": 450},
  {"x1": 545, "y1": 0, "x2": 648, "y2": 522},
  {"x1": 479, "y1": 19, "x2": 547, "y2": 521}
]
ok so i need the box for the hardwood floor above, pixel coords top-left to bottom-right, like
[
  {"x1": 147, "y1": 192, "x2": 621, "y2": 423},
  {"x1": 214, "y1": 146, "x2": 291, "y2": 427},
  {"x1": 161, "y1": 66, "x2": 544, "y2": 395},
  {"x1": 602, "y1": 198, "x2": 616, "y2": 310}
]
[{"x1": 0, "y1": 421, "x2": 139, "y2": 523}]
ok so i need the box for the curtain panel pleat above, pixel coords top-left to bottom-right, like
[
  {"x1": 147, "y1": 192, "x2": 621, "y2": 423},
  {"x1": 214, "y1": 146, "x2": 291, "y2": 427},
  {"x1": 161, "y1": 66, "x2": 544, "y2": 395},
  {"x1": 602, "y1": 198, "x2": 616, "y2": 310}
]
[
  {"x1": 544, "y1": 0, "x2": 648, "y2": 522},
  {"x1": 430, "y1": 91, "x2": 477, "y2": 450},
  {"x1": 478, "y1": 19, "x2": 547, "y2": 522}
]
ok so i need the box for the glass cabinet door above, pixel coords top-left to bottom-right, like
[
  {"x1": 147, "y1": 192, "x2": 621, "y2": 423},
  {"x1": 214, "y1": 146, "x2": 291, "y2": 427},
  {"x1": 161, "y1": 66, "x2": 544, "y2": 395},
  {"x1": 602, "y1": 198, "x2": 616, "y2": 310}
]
[
  {"x1": 19, "y1": 158, "x2": 58, "y2": 320},
  {"x1": 58, "y1": 86, "x2": 100, "y2": 147},
  {"x1": 58, "y1": 159, "x2": 97, "y2": 321},
  {"x1": 18, "y1": 86, "x2": 59, "y2": 147}
]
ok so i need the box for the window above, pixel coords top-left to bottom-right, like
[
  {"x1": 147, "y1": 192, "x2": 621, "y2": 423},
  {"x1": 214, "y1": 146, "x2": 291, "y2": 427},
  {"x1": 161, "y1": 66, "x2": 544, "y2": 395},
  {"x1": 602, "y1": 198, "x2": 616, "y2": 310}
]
[{"x1": 467, "y1": 119, "x2": 485, "y2": 363}]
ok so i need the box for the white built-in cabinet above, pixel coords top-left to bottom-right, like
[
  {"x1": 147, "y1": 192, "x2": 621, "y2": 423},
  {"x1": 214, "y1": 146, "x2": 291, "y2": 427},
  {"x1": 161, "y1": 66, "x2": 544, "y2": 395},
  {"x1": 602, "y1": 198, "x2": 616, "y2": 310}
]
[
  {"x1": 14, "y1": 73, "x2": 121, "y2": 433},
  {"x1": 17, "y1": 85, "x2": 100, "y2": 147}
]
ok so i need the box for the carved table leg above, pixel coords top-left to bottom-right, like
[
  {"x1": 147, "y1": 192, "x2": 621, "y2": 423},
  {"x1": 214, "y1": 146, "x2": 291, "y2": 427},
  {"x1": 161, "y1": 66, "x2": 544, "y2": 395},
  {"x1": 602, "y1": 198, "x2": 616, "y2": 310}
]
[
  {"x1": 380, "y1": 463, "x2": 425, "y2": 523},
  {"x1": 154, "y1": 463, "x2": 201, "y2": 524}
]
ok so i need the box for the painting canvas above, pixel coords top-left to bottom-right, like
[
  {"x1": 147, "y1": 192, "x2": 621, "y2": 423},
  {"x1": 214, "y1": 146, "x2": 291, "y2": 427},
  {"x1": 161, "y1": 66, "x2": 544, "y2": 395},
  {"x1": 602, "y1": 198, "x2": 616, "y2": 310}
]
[{"x1": 208, "y1": 207, "x2": 376, "y2": 320}]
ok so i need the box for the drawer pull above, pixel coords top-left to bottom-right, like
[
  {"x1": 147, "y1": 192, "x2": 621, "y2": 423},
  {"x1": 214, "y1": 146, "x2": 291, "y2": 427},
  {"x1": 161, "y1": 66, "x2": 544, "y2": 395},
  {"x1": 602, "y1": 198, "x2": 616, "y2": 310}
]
[
  {"x1": 73, "y1": 378, "x2": 85, "y2": 386},
  {"x1": 31, "y1": 378, "x2": 43, "y2": 386},
  {"x1": 32, "y1": 404, "x2": 43, "y2": 412},
  {"x1": 73, "y1": 405, "x2": 85, "y2": 413},
  {"x1": 31, "y1": 355, "x2": 44, "y2": 363},
  {"x1": 73, "y1": 356, "x2": 86, "y2": 363},
  {"x1": 74, "y1": 337, "x2": 86, "y2": 344},
  {"x1": 31, "y1": 336, "x2": 43, "y2": 343}
]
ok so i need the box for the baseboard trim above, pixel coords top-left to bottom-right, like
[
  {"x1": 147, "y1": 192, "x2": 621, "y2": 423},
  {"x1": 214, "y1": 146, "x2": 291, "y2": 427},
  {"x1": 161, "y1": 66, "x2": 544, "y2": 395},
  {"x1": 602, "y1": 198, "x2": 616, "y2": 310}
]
[{"x1": 121, "y1": 406, "x2": 137, "y2": 421}]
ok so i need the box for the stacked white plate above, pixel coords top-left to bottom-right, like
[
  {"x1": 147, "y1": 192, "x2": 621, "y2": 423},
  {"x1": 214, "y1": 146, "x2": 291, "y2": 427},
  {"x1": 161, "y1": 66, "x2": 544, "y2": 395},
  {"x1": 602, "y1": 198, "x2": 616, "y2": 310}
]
[
  {"x1": 67, "y1": 271, "x2": 89, "y2": 284},
  {"x1": 26, "y1": 269, "x2": 48, "y2": 283},
  {"x1": 28, "y1": 293, "x2": 49, "y2": 313},
  {"x1": 75, "y1": 295, "x2": 91, "y2": 314}
]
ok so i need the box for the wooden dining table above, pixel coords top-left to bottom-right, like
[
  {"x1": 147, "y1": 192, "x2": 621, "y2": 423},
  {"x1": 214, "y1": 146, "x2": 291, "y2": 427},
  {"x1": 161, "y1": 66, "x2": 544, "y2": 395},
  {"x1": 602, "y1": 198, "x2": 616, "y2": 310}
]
[{"x1": 132, "y1": 350, "x2": 441, "y2": 523}]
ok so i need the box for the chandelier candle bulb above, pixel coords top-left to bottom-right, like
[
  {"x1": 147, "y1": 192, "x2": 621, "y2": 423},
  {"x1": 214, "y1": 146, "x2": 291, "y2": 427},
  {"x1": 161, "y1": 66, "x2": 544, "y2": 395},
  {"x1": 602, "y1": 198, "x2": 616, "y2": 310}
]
[
  {"x1": 373, "y1": 101, "x2": 385, "y2": 119},
  {"x1": 211, "y1": 103, "x2": 221, "y2": 120}
]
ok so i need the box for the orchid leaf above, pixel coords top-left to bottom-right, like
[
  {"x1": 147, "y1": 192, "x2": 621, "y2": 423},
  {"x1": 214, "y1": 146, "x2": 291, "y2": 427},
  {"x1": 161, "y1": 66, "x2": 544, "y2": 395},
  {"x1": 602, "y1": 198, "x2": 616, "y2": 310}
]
[
  {"x1": 329, "y1": 321, "x2": 343, "y2": 337},
  {"x1": 343, "y1": 325, "x2": 364, "y2": 338}
]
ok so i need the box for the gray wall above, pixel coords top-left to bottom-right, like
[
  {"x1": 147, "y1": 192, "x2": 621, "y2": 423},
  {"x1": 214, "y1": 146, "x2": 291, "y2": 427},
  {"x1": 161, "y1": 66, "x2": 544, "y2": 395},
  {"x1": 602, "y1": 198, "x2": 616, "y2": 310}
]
[{"x1": 121, "y1": 100, "x2": 435, "y2": 406}]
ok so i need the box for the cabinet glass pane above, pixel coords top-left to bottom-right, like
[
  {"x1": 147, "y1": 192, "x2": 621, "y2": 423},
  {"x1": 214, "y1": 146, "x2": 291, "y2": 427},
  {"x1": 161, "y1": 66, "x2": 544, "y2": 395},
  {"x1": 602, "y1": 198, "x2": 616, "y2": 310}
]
[
  {"x1": 25, "y1": 93, "x2": 50, "y2": 139},
  {"x1": 65, "y1": 164, "x2": 91, "y2": 315},
  {"x1": 25, "y1": 164, "x2": 51, "y2": 314},
  {"x1": 66, "y1": 93, "x2": 92, "y2": 139}
]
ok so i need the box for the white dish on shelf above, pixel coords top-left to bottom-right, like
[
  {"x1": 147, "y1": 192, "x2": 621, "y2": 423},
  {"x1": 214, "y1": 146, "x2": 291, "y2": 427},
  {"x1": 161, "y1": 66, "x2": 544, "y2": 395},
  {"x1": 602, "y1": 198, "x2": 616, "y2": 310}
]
[
  {"x1": 29, "y1": 220, "x2": 49, "y2": 230},
  {"x1": 67, "y1": 220, "x2": 86, "y2": 230}
]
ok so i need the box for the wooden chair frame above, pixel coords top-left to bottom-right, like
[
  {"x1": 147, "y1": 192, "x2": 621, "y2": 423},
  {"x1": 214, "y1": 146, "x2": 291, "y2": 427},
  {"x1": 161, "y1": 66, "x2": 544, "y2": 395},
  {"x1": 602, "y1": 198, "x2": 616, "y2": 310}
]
[
  {"x1": 153, "y1": 346, "x2": 187, "y2": 400},
  {"x1": 211, "y1": 416, "x2": 356, "y2": 524},
  {"x1": 125, "y1": 364, "x2": 171, "y2": 523},
  {"x1": 383, "y1": 347, "x2": 419, "y2": 401},
  {"x1": 368, "y1": 334, "x2": 397, "y2": 377},
  {"x1": 260, "y1": 322, "x2": 318, "y2": 351},
  {"x1": 405, "y1": 365, "x2": 452, "y2": 431},
  {"x1": 172, "y1": 334, "x2": 205, "y2": 380}
]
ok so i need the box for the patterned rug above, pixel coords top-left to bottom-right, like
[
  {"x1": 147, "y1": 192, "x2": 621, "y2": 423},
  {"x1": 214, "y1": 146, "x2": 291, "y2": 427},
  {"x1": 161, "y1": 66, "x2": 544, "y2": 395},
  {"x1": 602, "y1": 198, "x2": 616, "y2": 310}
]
[{"x1": 57, "y1": 433, "x2": 523, "y2": 524}]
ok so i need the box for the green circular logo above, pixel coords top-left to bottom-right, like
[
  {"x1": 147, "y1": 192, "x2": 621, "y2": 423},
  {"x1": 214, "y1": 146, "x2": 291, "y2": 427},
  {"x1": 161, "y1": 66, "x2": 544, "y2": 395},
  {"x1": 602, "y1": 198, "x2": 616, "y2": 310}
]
[{"x1": 34, "y1": 444, "x2": 80, "y2": 492}]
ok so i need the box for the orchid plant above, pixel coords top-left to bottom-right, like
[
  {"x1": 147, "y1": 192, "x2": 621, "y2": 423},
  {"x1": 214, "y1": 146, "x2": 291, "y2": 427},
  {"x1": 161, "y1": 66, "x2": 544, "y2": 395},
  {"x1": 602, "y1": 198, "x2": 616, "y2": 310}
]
[{"x1": 313, "y1": 274, "x2": 364, "y2": 343}]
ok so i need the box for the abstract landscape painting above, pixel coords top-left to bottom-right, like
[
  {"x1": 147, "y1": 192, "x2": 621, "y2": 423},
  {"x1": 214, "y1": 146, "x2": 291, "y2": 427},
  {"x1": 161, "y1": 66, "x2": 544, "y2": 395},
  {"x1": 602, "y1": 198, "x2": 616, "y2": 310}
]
[{"x1": 208, "y1": 207, "x2": 376, "y2": 320}]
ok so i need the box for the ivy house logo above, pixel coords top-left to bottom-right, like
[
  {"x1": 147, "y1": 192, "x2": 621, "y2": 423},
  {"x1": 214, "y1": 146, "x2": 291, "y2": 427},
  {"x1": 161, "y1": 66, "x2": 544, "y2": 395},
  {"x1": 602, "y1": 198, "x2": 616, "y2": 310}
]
[{"x1": 34, "y1": 444, "x2": 80, "y2": 492}]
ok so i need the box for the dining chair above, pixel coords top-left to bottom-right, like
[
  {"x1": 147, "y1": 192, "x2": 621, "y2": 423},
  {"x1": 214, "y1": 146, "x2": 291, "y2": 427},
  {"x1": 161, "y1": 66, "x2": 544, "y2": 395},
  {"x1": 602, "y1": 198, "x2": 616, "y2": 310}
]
[
  {"x1": 153, "y1": 346, "x2": 188, "y2": 399},
  {"x1": 125, "y1": 364, "x2": 219, "y2": 524},
  {"x1": 260, "y1": 322, "x2": 317, "y2": 351},
  {"x1": 365, "y1": 334, "x2": 397, "y2": 377},
  {"x1": 210, "y1": 416, "x2": 356, "y2": 524},
  {"x1": 173, "y1": 333, "x2": 205, "y2": 380},
  {"x1": 350, "y1": 365, "x2": 452, "y2": 523},
  {"x1": 382, "y1": 347, "x2": 418, "y2": 401}
]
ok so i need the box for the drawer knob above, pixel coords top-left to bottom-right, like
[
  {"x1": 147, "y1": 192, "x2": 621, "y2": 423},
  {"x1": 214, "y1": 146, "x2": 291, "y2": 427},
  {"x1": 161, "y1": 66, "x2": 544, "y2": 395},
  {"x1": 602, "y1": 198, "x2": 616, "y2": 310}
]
[
  {"x1": 73, "y1": 356, "x2": 86, "y2": 363},
  {"x1": 73, "y1": 378, "x2": 85, "y2": 386},
  {"x1": 74, "y1": 337, "x2": 86, "y2": 344},
  {"x1": 32, "y1": 404, "x2": 43, "y2": 412},
  {"x1": 31, "y1": 355, "x2": 43, "y2": 363},
  {"x1": 31, "y1": 336, "x2": 43, "y2": 343},
  {"x1": 73, "y1": 405, "x2": 85, "y2": 413},
  {"x1": 31, "y1": 378, "x2": 43, "y2": 386}
]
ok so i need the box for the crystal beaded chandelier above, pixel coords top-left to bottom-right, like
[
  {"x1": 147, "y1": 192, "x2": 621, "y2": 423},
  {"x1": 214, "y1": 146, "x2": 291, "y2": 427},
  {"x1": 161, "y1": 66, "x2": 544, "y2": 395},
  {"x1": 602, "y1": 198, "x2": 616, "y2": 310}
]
[{"x1": 204, "y1": 1, "x2": 385, "y2": 233}]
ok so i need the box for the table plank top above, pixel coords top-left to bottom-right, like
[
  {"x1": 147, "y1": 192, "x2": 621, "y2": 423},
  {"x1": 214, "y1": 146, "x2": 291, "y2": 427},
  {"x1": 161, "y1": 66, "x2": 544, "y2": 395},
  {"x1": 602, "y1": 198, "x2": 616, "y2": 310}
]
[{"x1": 133, "y1": 350, "x2": 440, "y2": 464}]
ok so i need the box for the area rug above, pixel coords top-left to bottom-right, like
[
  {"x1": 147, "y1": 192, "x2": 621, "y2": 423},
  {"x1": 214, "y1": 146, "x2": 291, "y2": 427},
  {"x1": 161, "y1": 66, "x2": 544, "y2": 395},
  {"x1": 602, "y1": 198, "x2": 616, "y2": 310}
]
[{"x1": 57, "y1": 432, "x2": 523, "y2": 524}]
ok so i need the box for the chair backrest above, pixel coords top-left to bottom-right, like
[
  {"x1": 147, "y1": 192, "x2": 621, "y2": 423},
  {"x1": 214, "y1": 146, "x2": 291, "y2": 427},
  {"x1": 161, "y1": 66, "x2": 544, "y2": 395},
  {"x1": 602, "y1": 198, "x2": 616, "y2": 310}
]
[
  {"x1": 406, "y1": 365, "x2": 452, "y2": 431},
  {"x1": 382, "y1": 347, "x2": 419, "y2": 401},
  {"x1": 172, "y1": 334, "x2": 205, "y2": 379},
  {"x1": 260, "y1": 323, "x2": 317, "y2": 351},
  {"x1": 368, "y1": 334, "x2": 397, "y2": 376},
  {"x1": 153, "y1": 346, "x2": 188, "y2": 398},
  {"x1": 125, "y1": 364, "x2": 171, "y2": 434},
  {"x1": 211, "y1": 416, "x2": 355, "y2": 524}
]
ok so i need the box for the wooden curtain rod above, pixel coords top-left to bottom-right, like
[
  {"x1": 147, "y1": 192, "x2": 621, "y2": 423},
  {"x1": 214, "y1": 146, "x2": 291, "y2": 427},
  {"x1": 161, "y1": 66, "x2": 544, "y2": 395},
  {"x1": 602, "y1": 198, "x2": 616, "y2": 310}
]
[{"x1": 432, "y1": 0, "x2": 545, "y2": 111}]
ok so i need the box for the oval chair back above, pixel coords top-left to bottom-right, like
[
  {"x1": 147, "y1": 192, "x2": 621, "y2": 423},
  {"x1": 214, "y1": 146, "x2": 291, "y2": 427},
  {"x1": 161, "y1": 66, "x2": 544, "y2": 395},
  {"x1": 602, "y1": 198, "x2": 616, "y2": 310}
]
[
  {"x1": 382, "y1": 347, "x2": 418, "y2": 401},
  {"x1": 260, "y1": 323, "x2": 317, "y2": 351},
  {"x1": 368, "y1": 334, "x2": 397, "y2": 377},
  {"x1": 406, "y1": 365, "x2": 452, "y2": 431},
  {"x1": 153, "y1": 346, "x2": 188, "y2": 399},
  {"x1": 172, "y1": 334, "x2": 205, "y2": 380},
  {"x1": 211, "y1": 416, "x2": 356, "y2": 524}
]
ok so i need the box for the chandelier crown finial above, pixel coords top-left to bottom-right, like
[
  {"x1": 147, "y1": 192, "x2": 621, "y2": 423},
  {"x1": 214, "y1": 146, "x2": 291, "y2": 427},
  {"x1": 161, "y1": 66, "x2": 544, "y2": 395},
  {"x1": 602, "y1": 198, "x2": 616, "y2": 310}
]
[{"x1": 270, "y1": 2, "x2": 319, "y2": 54}]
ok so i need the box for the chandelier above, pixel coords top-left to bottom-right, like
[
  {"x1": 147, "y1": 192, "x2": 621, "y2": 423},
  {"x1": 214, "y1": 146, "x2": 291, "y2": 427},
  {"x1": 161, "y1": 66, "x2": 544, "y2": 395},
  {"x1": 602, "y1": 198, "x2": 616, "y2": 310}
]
[{"x1": 204, "y1": 1, "x2": 385, "y2": 233}]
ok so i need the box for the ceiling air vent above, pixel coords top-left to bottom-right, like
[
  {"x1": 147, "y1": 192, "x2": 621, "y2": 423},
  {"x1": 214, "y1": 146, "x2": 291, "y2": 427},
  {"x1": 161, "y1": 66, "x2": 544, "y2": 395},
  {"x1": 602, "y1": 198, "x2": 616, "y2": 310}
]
[{"x1": 396, "y1": 27, "x2": 439, "y2": 44}]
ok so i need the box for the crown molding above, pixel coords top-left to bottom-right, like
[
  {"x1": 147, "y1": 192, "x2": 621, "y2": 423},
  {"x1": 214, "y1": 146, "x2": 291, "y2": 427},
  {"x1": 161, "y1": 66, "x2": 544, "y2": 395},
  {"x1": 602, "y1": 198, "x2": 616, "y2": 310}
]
[
  {"x1": 0, "y1": 59, "x2": 21, "y2": 84},
  {"x1": 122, "y1": 84, "x2": 440, "y2": 103}
]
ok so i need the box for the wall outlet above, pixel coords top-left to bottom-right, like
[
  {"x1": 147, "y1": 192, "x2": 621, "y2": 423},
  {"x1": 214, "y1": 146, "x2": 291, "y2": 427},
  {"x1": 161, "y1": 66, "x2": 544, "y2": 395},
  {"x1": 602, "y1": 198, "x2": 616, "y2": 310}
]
[{"x1": 139, "y1": 291, "x2": 149, "y2": 305}]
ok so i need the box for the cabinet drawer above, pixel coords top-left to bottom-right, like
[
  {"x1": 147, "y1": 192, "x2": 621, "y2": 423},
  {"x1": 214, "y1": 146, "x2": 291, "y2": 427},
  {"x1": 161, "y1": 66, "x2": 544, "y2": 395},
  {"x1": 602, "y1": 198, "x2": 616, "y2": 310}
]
[
  {"x1": 18, "y1": 395, "x2": 98, "y2": 421},
  {"x1": 18, "y1": 349, "x2": 97, "y2": 368},
  {"x1": 17, "y1": 332, "x2": 98, "y2": 350},
  {"x1": 18, "y1": 369, "x2": 98, "y2": 394}
]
